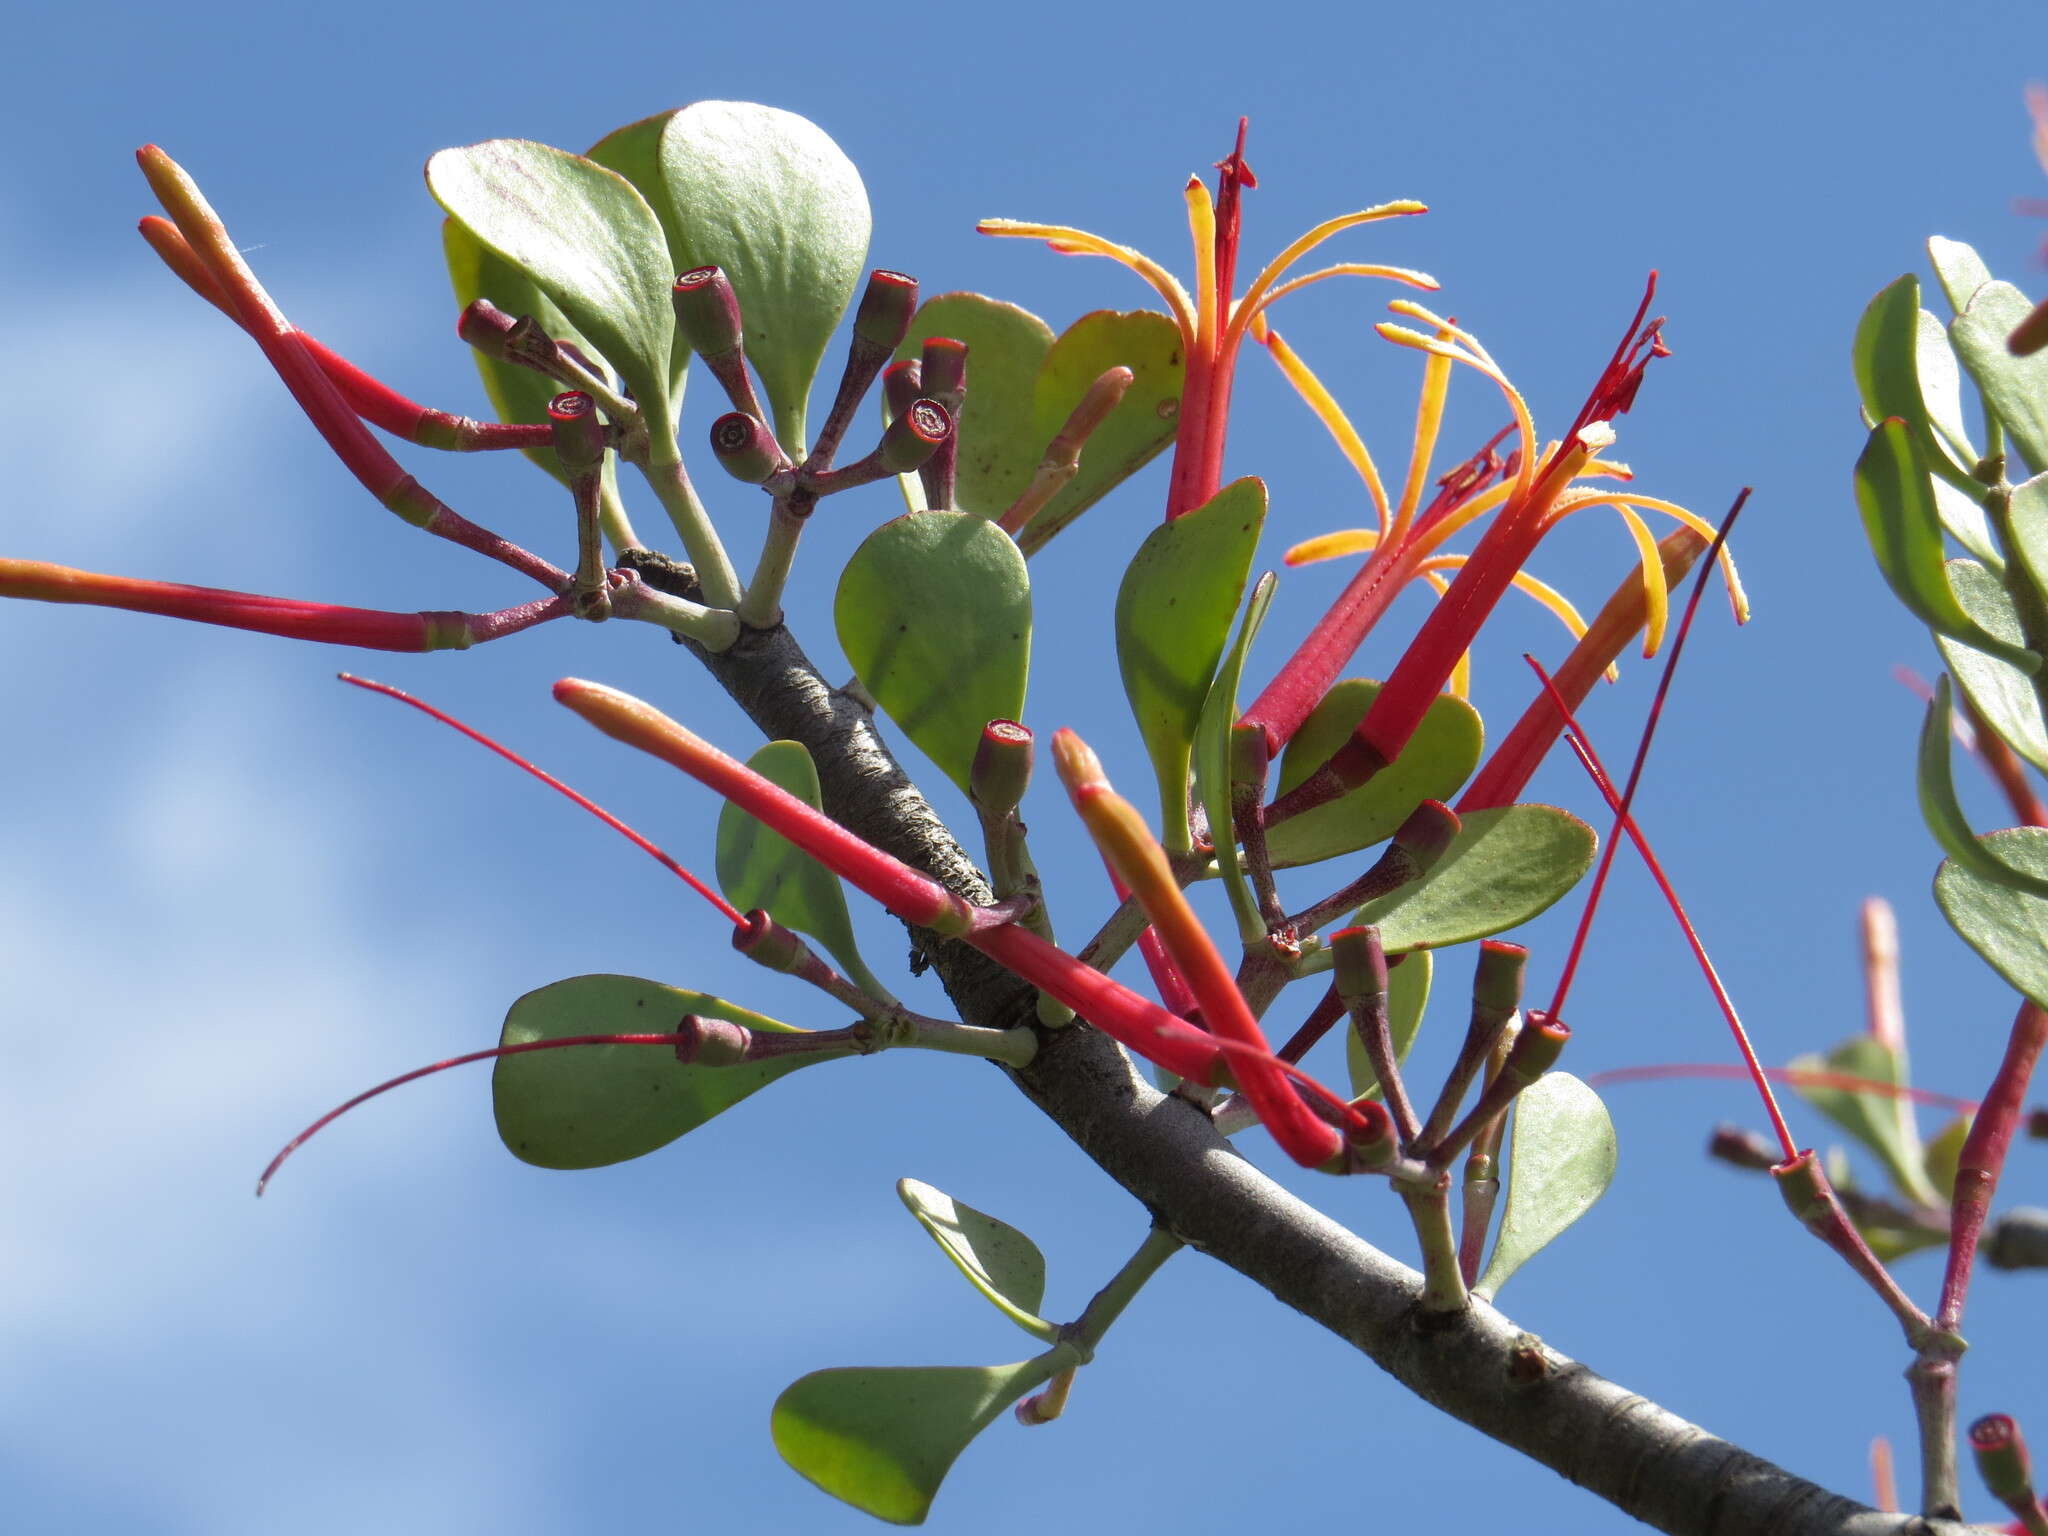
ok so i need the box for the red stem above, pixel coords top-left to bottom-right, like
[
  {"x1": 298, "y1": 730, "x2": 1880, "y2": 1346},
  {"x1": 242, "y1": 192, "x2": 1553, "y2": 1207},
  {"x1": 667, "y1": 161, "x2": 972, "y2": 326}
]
[{"x1": 1936, "y1": 1001, "x2": 2048, "y2": 1331}]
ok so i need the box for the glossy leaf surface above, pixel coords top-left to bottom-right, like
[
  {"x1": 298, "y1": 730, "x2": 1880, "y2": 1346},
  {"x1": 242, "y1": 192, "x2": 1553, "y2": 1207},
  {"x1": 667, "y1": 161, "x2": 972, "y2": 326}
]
[
  {"x1": 1919, "y1": 676, "x2": 2048, "y2": 899},
  {"x1": 1934, "y1": 827, "x2": 2048, "y2": 1007},
  {"x1": 1342, "y1": 805, "x2": 1596, "y2": 956},
  {"x1": 1194, "y1": 572, "x2": 1278, "y2": 943},
  {"x1": 1474, "y1": 1071, "x2": 1617, "y2": 1299},
  {"x1": 1267, "y1": 680, "x2": 1483, "y2": 869},
  {"x1": 1937, "y1": 560, "x2": 2048, "y2": 771},
  {"x1": 1952, "y1": 279, "x2": 2048, "y2": 474},
  {"x1": 494, "y1": 975, "x2": 840, "y2": 1169},
  {"x1": 836, "y1": 512, "x2": 1032, "y2": 795},
  {"x1": 1855, "y1": 419, "x2": 2037, "y2": 672},
  {"x1": 1016, "y1": 311, "x2": 1185, "y2": 554},
  {"x1": 897, "y1": 293, "x2": 1055, "y2": 516},
  {"x1": 774, "y1": 1358, "x2": 1060, "y2": 1525},
  {"x1": 1789, "y1": 1035, "x2": 1940, "y2": 1207},
  {"x1": 717, "y1": 740, "x2": 881, "y2": 992},
  {"x1": 645, "y1": 102, "x2": 870, "y2": 455},
  {"x1": 897, "y1": 1178, "x2": 1052, "y2": 1338},
  {"x1": 1344, "y1": 949, "x2": 1433, "y2": 1100},
  {"x1": 1115, "y1": 477, "x2": 1265, "y2": 847},
  {"x1": 427, "y1": 139, "x2": 678, "y2": 444}
]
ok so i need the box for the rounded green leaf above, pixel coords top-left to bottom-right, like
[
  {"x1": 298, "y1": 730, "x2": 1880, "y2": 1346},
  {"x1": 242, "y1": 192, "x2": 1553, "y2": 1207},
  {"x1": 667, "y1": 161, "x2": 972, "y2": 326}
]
[
  {"x1": 773, "y1": 1358, "x2": 1060, "y2": 1525},
  {"x1": 896, "y1": 1178, "x2": 1052, "y2": 1339},
  {"x1": 1116, "y1": 477, "x2": 1266, "y2": 849},
  {"x1": 1474, "y1": 1071, "x2": 1616, "y2": 1300},
  {"x1": 835, "y1": 511, "x2": 1031, "y2": 794},
  {"x1": 1917, "y1": 308, "x2": 1978, "y2": 471},
  {"x1": 1194, "y1": 572, "x2": 1279, "y2": 943},
  {"x1": 493, "y1": 974, "x2": 843, "y2": 1170},
  {"x1": 1927, "y1": 236, "x2": 1993, "y2": 316},
  {"x1": 584, "y1": 110, "x2": 694, "y2": 401},
  {"x1": 1852, "y1": 275, "x2": 1972, "y2": 491},
  {"x1": 2000, "y1": 471, "x2": 2048, "y2": 606},
  {"x1": 1953, "y1": 280, "x2": 2048, "y2": 474},
  {"x1": 1346, "y1": 805, "x2": 1596, "y2": 955},
  {"x1": 1934, "y1": 826, "x2": 2048, "y2": 1006},
  {"x1": 649, "y1": 102, "x2": 870, "y2": 457},
  {"x1": 1016, "y1": 311, "x2": 1186, "y2": 554},
  {"x1": 426, "y1": 139, "x2": 678, "y2": 445},
  {"x1": 1788, "y1": 1034, "x2": 1939, "y2": 1208},
  {"x1": 1344, "y1": 948, "x2": 1432, "y2": 1100},
  {"x1": 1919, "y1": 676, "x2": 2048, "y2": 899},
  {"x1": 1937, "y1": 560, "x2": 2048, "y2": 771},
  {"x1": 897, "y1": 293, "x2": 1055, "y2": 516},
  {"x1": 1267, "y1": 679, "x2": 1484, "y2": 869},
  {"x1": 1855, "y1": 418, "x2": 2038, "y2": 672},
  {"x1": 717, "y1": 740, "x2": 884, "y2": 994}
]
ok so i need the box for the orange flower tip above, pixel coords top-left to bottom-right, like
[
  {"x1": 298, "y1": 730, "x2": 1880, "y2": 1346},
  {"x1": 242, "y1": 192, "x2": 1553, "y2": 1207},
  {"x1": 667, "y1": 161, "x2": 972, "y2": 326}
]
[
  {"x1": 1184, "y1": 173, "x2": 1205, "y2": 191},
  {"x1": 1050, "y1": 728, "x2": 1109, "y2": 795}
]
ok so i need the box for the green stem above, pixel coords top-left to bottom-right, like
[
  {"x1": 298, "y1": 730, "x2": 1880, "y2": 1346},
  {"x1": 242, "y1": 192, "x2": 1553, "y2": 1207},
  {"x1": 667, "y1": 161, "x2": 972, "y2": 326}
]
[
  {"x1": 1400, "y1": 1178, "x2": 1470, "y2": 1312},
  {"x1": 738, "y1": 495, "x2": 810, "y2": 629},
  {"x1": 637, "y1": 453, "x2": 743, "y2": 611},
  {"x1": 1072, "y1": 1226, "x2": 1184, "y2": 1354},
  {"x1": 608, "y1": 577, "x2": 740, "y2": 650}
]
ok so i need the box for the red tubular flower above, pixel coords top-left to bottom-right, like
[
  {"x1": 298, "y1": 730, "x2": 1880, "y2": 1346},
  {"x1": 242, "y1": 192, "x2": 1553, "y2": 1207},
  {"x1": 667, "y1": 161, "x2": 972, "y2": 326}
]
[
  {"x1": 980, "y1": 122, "x2": 1434, "y2": 522},
  {"x1": 0, "y1": 558, "x2": 566, "y2": 651}
]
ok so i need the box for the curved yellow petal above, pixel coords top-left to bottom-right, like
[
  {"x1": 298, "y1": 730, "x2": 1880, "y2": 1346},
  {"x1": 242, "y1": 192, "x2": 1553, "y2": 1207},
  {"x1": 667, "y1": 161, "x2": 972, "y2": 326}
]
[
  {"x1": 1553, "y1": 491, "x2": 1751, "y2": 625},
  {"x1": 1260, "y1": 326, "x2": 1389, "y2": 531},
  {"x1": 1376, "y1": 316, "x2": 1537, "y2": 505},
  {"x1": 1544, "y1": 498, "x2": 1668, "y2": 654},
  {"x1": 1228, "y1": 202, "x2": 1428, "y2": 344},
  {"x1": 978, "y1": 218, "x2": 1197, "y2": 347},
  {"x1": 1252, "y1": 262, "x2": 1441, "y2": 314},
  {"x1": 1411, "y1": 554, "x2": 1604, "y2": 679},
  {"x1": 1185, "y1": 177, "x2": 1219, "y2": 368},
  {"x1": 1284, "y1": 528, "x2": 1380, "y2": 566},
  {"x1": 1392, "y1": 336, "x2": 1456, "y2": 547}
]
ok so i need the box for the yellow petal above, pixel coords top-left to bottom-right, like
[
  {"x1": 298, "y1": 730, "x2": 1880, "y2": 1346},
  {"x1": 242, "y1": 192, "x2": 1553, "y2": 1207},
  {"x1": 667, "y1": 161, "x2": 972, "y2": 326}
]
[
  {"x1": 1552, "y1": 490, "x2": 1751, "y2": 625},
  {"x1": 1392, "y1": 333, "x2": 1456, "y2": 546},
  {"x1": 1376, "y1": 316, "x2": 1537, "y2": 504},
  {"x1": 1185, "y1": 177, "x2": 1220, "y2": 365},
  {"x1": 978, "y1": 218, "x2": 1197, "y2": 348},
  {"x1": 1252, "y1": 262, "x2": 1440, "y2": 313},
  {"x1": 1259, "y1": 326, "x2": 1389, "y2": 532},
  {"x1": 1226, "y1": 202, "x2": 1428, "y2": 351},
  {"x1": 1284, "y1": 528, "x2": 1380, "y2": 566}
]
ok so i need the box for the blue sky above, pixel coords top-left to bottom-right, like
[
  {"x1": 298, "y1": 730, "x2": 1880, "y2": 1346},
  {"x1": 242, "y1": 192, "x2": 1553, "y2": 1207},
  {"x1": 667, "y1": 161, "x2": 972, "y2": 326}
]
[{"x1": 5, "y1": 1, "x2": 2048, "y2": 1531}]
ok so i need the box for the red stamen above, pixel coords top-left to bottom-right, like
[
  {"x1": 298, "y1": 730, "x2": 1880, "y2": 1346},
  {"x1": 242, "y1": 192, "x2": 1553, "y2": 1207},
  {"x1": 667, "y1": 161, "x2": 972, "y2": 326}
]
[
  {"x1": 340, "y1": 675, "x2": 743, "y2": 926},
  {"x1": 1587, "y1": 1062, "x2": 1980, "y2": 1114},
  {"x1": 1565, "y1": 271, "x2": 1665, "y2": 441}
]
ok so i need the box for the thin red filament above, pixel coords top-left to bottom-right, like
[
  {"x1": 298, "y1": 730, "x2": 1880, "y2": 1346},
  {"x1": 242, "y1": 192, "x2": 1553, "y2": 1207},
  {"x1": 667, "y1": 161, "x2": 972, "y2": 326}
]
[
  {"x1": 340, "y1": 674, "x2": 743, "y2": 926},
  {"x1": 1588, "y1": 1062, "x2": 1978, "y2": 1115}
]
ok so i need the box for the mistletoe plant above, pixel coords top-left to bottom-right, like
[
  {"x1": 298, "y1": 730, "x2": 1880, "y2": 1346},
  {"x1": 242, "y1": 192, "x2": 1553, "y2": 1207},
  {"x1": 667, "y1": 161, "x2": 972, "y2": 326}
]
[{"x1": 6, "y1": 99, "x2": 2041, "y2": 1532}]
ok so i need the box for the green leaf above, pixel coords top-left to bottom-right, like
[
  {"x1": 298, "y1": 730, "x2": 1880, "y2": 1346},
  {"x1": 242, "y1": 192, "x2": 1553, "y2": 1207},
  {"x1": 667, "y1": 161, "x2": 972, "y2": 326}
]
[
  {"x1": 645, "y1": 102, "x2": 870, "y2": 457},
  {"x1": 1016, "y1": 311, "x2": 1185, "y2": 555},
  {"x1": 716, "y1": 741, "x2": 885, "y2": 995},
  {"x1": 1194, "y1": 572, "x2": 1279, "y2": 944},
  {"x1": 773, "y1": 1357, "x2": 1061, "y2": 1525},
  {"x1": 1928, "y1": 236, "x2": 1993, "y2": 315},
  {"x1": 1340, "y1": 805, "x2": 1596, "y2": 956},
  {"x1": 1952, "y1": 280, "x2": 2048, "y2": 475},
  {"x1": 1855, "y1": 418, "x2": 2039, "y2": 672},
  {"x1": 1344, "y1": 949, "x2": 1433, "y2": 1099},
  {"x1": 897, "y1": 293, "x2": 1056, "y2": 516},
  {"x1": 1474, "y1": 1072, "x2": 1617, "y2": 1299},
  {"x1": 1924, "y1": 1112, "x2": 1972, "y2": 1203},
  {"x1": 1266, "y1": 680, "x2": 1485, "y2": 869},
  {"x1": 1115, "y1": 478, "x2": 1266, "y2": 849},
  {"x1": 2001, "y1": 471, "x2": 2048, "y2": 604},
  {"x1": 1934, "y1": 826, "x2": 2048, "y2": 1006},
  {"x1": 442, "y1": 219, "x2": 612, "y2": 485},
  {"x1": 1931, "y1": 476, "x2": 2002, "y2": 572},
  {"x1": 583, "y1": 111, "x2": 693, "y2": 401},
  {"x1": 426, "y1": 139, "x2": 679, "y2": 449},
  {"x1": 1918, "y1": 676, "x2": 2048, "y2": 899},
  {"x1": 1918, "y1": 309, "x2": 1978, "y2": 470},
  {"x1": 835, "y1": 511, "x2": 1031, "y2": 795},
  {"x1": 896, "y1": 1179, "x2": 1053, "y2": 1339},
  {"x1": 493, "y1": 975, "x2": 845, "y2": 1169},
  {"x1": 1937, "y1": 560, "x2": 2048, "y2": 771},
  {"x1": 1789, "y1": 1035, "x2": 1940, "y2": 1207}
]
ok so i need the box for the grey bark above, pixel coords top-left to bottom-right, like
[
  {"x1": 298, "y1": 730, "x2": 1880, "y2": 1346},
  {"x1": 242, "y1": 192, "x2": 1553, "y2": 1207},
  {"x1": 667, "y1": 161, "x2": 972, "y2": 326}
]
[{"x1": 630, "y1": 563, "x2": 1975, "y2": 1536}]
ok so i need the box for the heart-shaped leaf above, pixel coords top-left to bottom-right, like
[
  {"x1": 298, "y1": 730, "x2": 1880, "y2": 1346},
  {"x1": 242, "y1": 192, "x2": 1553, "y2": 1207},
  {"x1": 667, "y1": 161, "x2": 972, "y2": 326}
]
[
  {"x1": 1937, "y1": 560, "x2": 2048, "y2": 771},
  {"x1": 427, "y1": 139, "x2": 679, "y2": 452},
  {"x1": 1927, "y1": 236, "x2": 1992, "y2": 316},
  {"x1": 1474, "y1": 1071, "x2": 1616, "y2": 1299},
  {"x1": 644, "y1": 101, "x2": 870, "y2": 456},
  {"x1": 717, "y1": 740, "x2": 886, "y2": 996},
  {"x1": 897, "y1": 293, "x2": 1056, "y2": 516},
  {"x1": 897, "y1": 1179, "x2": 1053, "y2": 1339},
  {"x1": 1194, "y1": 572, "x2": 1279, "y2": 943},
  {"x1": 1115, "y1": 477, "x2": 1266, "y2": 849},
  {"x1": 1331, "y1": 805, "x2": 1596, "y2": 957},
  {"x1": 493, "y1": 974, "x2": 844, "y2": 1169},
  {"x1": 1016, "y1": 311, "x2": 1185, "y2": 554},
  {"x1": 774, "y1": 1357, "x2": 1061, "y2": 1525},
  {"x1": 836, "y1": 511, "x2": 1031, "y2": 795},
  {"x1": 1934, "y1": 826, "x2": 2048, "y2": 1007},
  {"x1": 1267, "y1": 680, "x2": 1484, "y2": 869},
  {"x1": 1952, "y1": 280, "x2": 2048, "y2": 475},
  {"x1": 1855, "y1": 418, "x2": 2038, "y2": 672},
  {"x1": 1344, "y1": 948, "x2": 1432, "y2": 1100},
  {"x1": 1789, "y1": 1035, "x2": 1940, "y2": 1208},
  {"x1": 1919, "y1": 676, "x2": 2048, "y2": 899}
]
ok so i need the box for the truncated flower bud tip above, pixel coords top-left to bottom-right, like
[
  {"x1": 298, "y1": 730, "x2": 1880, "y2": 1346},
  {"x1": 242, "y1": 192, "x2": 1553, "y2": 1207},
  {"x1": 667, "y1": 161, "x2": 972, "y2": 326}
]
[
  {"x1": 548, "y1": 391, "x2": 606, "y2": 475},
  {"x1": 710, "y1": 411, "x2": 790, "y2": 484},
  {"x1": 971, "y1": 720, "x2": 1035, "y2": 817},
  {"x1": 878, "y1": 398, "x2": 953, "y2": 474},
  {"x1": 672, "y1": 265, "x2": 745, "y2": 358},
  {"x1": 853, "y1": 269, "x2": 920, "y2": 354},
  {"x1": 675, "y1": 1013, "x2": 753, "y2": 1067}
]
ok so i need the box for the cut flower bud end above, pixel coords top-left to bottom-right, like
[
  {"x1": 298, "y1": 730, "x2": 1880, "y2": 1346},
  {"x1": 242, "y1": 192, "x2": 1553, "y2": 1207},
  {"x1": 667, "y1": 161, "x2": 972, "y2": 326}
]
[
  {"x1": 709, "y1": 411, "x2": 790, "y2": 484},
  {"x1": 457, "y1": 297, "x2": 521, "y2": 359},
  {"x1": 548, "y1": 391, "x2": 605, "y2": 474},
  {"x1": 672, "y1": 265, "x2": 745, "y2": 358},
  {"x1": 852, "y1": 269, "x2": 920, "y2": 353},
  {"x1": 1970, "y1": 1414, "x2": 2038, "y2": 1509},
  {"x1": 878, "y1": 398, "x2": 954, "y2": 474},
  {"x1": 675, "y1": 1013, "x2": 753, "y2": 1067},
  {"x1": 733, "y1": 910, "x2": 805, "y2": 973},
  {"x1": 971, "y1": 720, "x2": 1035, "y2": 816}
]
